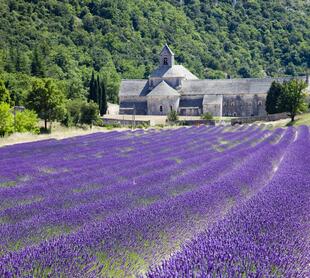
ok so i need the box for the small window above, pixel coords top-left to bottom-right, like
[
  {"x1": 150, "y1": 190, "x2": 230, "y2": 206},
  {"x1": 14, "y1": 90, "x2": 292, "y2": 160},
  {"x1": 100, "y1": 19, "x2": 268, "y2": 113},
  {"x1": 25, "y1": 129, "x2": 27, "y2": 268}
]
[
  {"x1": 233, "y1": 112, "x2": 237, "y2": 117},
  {"x1": 258, "y1": 101, "x2": 263, "y2": 106},
  {"x1": 163, "y1": 57, "x2": 168, "y2": 65},
  {"x1": 160, "y1": 106, "x2": 163, "y2": 112},
  {"x1": 170, "y1": 105, "x2": 173, "y2": 111},
  {"x1": 231, "y1": 101, "x2": 235, "y2": 107}
]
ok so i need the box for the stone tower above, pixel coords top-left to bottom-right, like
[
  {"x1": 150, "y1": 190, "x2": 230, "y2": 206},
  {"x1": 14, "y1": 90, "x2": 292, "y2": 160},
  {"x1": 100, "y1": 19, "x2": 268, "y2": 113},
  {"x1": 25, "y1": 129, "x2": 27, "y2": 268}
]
[{"x1": 159, "y1": 44, "x2": 175, "y2": 67}]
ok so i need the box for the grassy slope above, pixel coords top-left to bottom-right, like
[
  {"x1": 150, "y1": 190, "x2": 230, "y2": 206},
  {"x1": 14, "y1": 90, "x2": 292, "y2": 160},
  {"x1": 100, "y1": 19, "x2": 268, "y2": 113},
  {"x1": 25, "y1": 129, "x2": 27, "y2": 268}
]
[{"x1": 288, "y1": 113, "x2": 310, "y2": 126}]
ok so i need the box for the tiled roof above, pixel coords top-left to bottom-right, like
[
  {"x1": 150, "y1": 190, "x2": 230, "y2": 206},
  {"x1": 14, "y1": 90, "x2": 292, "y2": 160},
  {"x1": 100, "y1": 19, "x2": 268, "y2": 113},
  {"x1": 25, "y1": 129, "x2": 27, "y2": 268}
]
[
  {"x1": 181, "y1": 77, "x2": 308, "y2": 95},
  {"x1": 150, "y1": 65, "x2": 199, "y2": 79},
  {"x1": 147, "y1": 81, "x2": 180, "y2": 97}
]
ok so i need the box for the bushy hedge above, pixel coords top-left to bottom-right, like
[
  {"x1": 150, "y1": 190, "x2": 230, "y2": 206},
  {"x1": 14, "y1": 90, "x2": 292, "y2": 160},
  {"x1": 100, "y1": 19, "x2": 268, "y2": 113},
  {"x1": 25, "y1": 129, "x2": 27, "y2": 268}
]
[{"x1": 0, "y1": 103, "x2": 39, "y2": 137}]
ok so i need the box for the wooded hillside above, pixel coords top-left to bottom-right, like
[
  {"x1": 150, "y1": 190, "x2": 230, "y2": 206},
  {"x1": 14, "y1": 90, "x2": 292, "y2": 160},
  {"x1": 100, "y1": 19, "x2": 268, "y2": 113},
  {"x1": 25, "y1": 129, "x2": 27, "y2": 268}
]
[{"x1": 0, "y1": 0, "x2": 309, "y2": 103}]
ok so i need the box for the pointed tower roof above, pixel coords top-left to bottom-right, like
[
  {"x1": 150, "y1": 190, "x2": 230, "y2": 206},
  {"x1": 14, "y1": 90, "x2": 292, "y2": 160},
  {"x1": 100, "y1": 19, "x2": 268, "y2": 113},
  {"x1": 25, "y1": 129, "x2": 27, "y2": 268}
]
[
  {"x1": 160, "y1": 44, "x2": 174, "y2": 56},
  {"x1": 147, "y1": 81, "x2": 180, "y2": 97}
]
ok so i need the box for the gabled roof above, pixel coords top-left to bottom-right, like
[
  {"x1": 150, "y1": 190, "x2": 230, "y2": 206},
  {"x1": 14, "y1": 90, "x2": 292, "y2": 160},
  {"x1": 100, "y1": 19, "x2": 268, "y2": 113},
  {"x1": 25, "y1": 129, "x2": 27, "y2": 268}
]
[
  {"x1": 119, "y1": 80, "x2": 149, "y2": 97},
  {"x1": 150, "y1": 65, "x2": 199, "y2": 80},
  {"x1": 147, "y1": 81, "x2": 180, "y2": 97},
  {"x1": 160, "y1": 44, "x2": 174, "y2": 56},
  {"x1": 181, "y1": 77, "x2": 308, "y2": 96}
]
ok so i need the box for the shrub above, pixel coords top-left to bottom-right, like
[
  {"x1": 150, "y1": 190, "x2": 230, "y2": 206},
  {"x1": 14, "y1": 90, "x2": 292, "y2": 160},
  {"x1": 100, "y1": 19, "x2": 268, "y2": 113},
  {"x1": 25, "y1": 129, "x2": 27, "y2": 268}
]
[
  {"x1": 167, "y1": 110, "x2": 179, "y2": 123},
  {"x1": 0, "y1": 102, "x2": 14, "y2": 136},
  {"x1": 62, "y1": 99, "x2": 84, "y2": 127},
  {"x1": 201, "y1": 112, "x2": 213, "y2": 120},
  {"x1": 15, "y1": 109, "x2": 39, "y2": 134},
  {"x1": 80, "y1": 101, "x2": 99, "y2": 128}
]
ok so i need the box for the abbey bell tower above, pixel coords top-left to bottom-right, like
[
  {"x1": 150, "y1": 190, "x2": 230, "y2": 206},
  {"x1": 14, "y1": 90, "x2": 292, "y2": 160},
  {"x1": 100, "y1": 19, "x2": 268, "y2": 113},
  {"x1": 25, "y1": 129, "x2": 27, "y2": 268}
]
[{"x1": 160, "y1": 44, "x2": 175, "y2": 67}]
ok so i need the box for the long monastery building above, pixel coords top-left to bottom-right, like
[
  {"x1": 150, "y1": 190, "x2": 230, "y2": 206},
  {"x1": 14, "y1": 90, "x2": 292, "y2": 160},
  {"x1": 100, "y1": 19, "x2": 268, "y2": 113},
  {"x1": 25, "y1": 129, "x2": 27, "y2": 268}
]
[{"x1": 119, "y1": 44, "x2": 309, "y2": 117}]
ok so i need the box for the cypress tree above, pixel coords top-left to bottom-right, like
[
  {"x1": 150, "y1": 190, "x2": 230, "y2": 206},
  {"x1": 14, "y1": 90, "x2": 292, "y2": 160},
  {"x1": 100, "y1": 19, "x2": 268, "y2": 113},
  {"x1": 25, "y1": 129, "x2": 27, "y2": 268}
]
[
  {"x1": 266, "y1": 81, "x2": 283, "y2": 114},
  {"x1": 88, "y1": 70, "x2": 96, "y2": 102},
  {"x1": 100, "y1": 79, "x2": 108, "y2": 116},
  {"x1": 96, "y1": 75, "x2": 101, "y2": 106}
]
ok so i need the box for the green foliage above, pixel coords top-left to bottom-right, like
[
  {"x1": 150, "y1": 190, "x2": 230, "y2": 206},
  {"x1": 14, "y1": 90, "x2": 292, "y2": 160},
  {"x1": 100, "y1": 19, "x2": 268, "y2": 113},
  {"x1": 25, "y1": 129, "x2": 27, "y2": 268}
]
[
  {"x1": 167, "y1": 110, "x2": 179, "y2": 123},
  {"x1": 26, "y1": 79, "x2": 66, "y2": 130},
  {"x1": 285, "y1": 113, "x2": 310, "y2": 127},
  {"x1": 0, "y1": 72, "x2": 34, "y2": 106},
  {"x1": 98, "y1": 78, "x2": 108, "y2": 116},
  {"x1": 266, "y1": 81, "x2": 284, "y2": 114},
  {"x1": 31, "y1": 48, "x2": 45, "y2": 77},
  {"x1": 0, "y1": 0, "x2": 308, "y2": 104},
  {"x1": 62, "y1": 98, "x2": 100, "y2": 127},
  {"x1": 62, "y1": 99, "x2": 84, "y2": 127},
  {"x1": 88, "y1": 72, "x2": 108, "y2": 116},
  {"x1": 0, "y1": 102, "x2": 13, "y2": 136},
  {"x1": 205, "y1": 69, "x2": 227, "y2": 79},
  {"x1": 201, "y1": 112, "x2": 213, "y2": 120},
  {"x1": 80, "y1": 101, "x2": 99, "y2": 127},
  {"x1": 88, "y1": 71, "x2": 96, "y2": 103},
  {"x1": 278, "y1": 79, "x2": 308, "y2": 121},
  {"x1": 15, "y1": 109, "x2": 39, "y2": 134},
  {"x1": 0, "y1": 79, "x2": 11, "y2": 104}
]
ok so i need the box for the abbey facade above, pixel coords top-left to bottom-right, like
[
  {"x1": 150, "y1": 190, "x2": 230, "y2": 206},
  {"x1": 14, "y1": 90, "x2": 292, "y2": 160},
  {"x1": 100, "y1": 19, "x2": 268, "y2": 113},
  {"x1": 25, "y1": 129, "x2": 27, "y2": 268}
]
[{"x1": 119, "y1": 45, "x2": 309, "y2": 117}]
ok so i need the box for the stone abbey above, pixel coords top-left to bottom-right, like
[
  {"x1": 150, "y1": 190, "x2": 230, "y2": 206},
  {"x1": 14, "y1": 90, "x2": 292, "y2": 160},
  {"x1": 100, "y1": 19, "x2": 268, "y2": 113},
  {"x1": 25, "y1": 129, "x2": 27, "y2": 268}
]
[{"x1": 119, "y1": 45, "x2": 308, "y2": 117}]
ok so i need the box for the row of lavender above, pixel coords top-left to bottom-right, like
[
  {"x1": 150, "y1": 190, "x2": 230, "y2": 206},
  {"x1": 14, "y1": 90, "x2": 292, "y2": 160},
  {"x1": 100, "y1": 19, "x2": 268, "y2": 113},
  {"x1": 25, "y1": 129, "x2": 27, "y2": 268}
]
[
  {"x1": 0, "y1": 125, "x2": 305, "y2": 277},
  {"x1": 148, "y1": 126, "x2": 310, "y2": 277}
]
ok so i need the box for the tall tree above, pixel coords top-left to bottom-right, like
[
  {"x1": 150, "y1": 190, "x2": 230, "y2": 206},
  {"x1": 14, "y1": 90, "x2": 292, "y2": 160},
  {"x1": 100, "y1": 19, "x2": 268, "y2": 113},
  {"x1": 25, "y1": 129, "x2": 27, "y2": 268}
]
[
  {"x1": 31, "y1": 48, "x2": 45, "y2": 77},
  {"x1": 100, "y1": 78, "x2": 108, "y2": 116},
  {"x1": 26, "y1": 79, "x2": 66, "y2": 130},
  {"x1": 87, "y1": 72, "x2": 106, "y2": 116},
  {"x1": 88, "y1": 70, "x2": 96, "y2": 102},
  {"x1": 265, "y1": 81, "x2": 283, "y2": 114},
  {"x1": 278, "y1": 79, "x2": 308, "y2": 122},
  {"x1": 96, "y1": 75, "x2": 101, "y2": 106}
]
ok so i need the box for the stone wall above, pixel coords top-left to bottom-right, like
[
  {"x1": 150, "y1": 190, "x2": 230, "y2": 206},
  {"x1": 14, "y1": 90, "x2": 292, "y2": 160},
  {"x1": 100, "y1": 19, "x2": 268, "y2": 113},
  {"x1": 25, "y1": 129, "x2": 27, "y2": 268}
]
[
  {"x1": 103, "y1": 118, "x2": 150, "y2": 126},
  {"x1": 223, "y1": 95, "x2": 266, "y2": 117},
  {"x1": 203, "y1": 103, "x2": 222, "y2": 117},
  {"x1": 147, "y1": 96, "x2": 180, "y2": 115},
  {"x1": 231, "y1": 113, "x2": 288, "y2": 125},
  {"x1": 119, "y1": 97, "x2": 147, "y2": 115}
]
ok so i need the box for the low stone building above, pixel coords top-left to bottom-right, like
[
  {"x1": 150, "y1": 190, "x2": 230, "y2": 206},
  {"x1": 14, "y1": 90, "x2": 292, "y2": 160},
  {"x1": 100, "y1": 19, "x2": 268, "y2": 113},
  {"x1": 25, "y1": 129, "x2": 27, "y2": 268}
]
[{"x1": 119, "y1": 44, "x2": 309, "y2": 117}]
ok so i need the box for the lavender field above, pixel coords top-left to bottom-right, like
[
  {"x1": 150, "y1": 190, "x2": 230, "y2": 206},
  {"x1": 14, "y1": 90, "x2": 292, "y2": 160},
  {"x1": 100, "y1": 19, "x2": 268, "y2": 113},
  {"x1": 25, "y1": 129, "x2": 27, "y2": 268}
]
[{"x1": 0, "y1": 125, "x2": 309, "y2": 277}]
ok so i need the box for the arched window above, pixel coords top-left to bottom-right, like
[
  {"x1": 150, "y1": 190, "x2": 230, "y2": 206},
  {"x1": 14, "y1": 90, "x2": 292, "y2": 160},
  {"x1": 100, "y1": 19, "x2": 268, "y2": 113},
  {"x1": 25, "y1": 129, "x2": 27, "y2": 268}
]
[
  {"x1": 258, "y1": 101, "x2": 263, "y2": 106},
  {"x1": 233, "y1": 112, "x2": 237, "y2": 117},
  {"x1": 160, "y1": 106, "x2": 163, "y2": 112},
  {"x1": 231, "y1": 101, "x2": 235, "y2": 107},
  {"x1": 163, "y1": 57, "x2": 168, "y2": 65},
  {"x1": 170, "y1": 105, "x2": 173, "y2": 111}
]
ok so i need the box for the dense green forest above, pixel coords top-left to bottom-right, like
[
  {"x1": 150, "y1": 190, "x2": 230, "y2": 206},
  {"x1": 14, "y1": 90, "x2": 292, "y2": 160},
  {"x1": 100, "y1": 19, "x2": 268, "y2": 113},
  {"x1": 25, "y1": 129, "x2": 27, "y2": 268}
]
[{"x1": 0, "y1": 0, "x2": 309, "y2": 106}]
